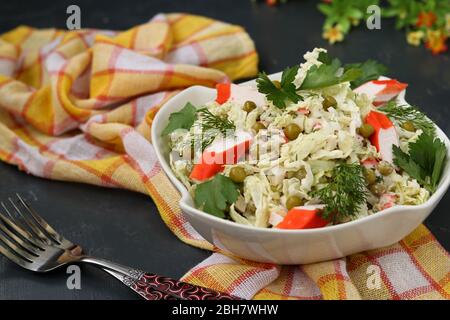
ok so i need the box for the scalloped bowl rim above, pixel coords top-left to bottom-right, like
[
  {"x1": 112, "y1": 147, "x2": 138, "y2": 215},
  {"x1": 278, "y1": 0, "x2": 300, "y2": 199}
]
[{"x1": 151, "y1": 73, "x2": 450, "y2": 236}]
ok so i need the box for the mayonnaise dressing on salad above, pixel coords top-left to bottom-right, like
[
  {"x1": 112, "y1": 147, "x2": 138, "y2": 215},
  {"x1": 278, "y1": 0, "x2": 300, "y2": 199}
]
[{"x1": 166, "y1": 48, "x2": 434, "y2": 229}]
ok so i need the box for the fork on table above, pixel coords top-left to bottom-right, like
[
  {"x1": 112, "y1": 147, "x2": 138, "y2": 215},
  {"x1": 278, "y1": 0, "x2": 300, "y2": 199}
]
[{"x1": 0, "y1": 194, "x2": 239, "y2": 300}]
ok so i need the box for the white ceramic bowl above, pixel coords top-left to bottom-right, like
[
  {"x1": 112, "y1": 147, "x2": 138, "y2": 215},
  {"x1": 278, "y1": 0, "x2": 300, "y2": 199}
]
[{"x1": 151, "y1": 73, "x2": 450, "y2": 265}]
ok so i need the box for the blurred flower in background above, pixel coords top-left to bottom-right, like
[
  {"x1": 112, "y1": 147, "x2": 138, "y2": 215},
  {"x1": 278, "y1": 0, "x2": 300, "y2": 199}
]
[
  {"x1": 383, "y1": 0, "x2": 449, "y2": 55},
  {"x1": 255, "y1": 0, "x2": 449, "y2": 55},
  {"x1": 425, "y1": 29, "x2": 447, "y2": 54},
  {"x1": 323, "y1": 25, "x2": 344, "y2": 44},
  {"x1": 318, "y1": 0, "x2": 378, "y2": 43},
  {"x1": 406, "y1": 30, "x2": 424, "y2": 46},
  {"x1": 416, "y1": 11, "x2": 437, "y2": 28}
]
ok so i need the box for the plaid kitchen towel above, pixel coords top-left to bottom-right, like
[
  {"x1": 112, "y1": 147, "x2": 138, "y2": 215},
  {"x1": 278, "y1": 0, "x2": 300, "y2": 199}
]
[{"x1": 0, "y1": 13, "x2": 449, "y2": 300}]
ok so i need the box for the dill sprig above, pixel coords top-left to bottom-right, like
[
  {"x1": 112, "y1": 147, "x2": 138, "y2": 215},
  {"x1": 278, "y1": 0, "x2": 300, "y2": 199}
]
[
  {"x1": 312, "y1": 163, "x2": 367, "y2": 222},
  {"x1": 378, "y1": 101, "x2": 436, "y2": 137},
  {"x1": 192, "y1": 108, "x2": 236, "y2": 151},
  {"x1": 197, "y1": 108, "x2": 235, "y2": 134}
]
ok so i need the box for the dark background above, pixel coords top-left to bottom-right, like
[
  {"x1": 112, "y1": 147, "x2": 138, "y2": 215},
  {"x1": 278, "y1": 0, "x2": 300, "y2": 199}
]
[{"x1": 0, "y1": 0, "x2": 449, "y2": 299}]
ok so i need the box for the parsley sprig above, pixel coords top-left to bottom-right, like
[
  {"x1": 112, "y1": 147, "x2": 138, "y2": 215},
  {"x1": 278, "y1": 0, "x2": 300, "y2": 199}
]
[
  {"x1": 300, "y1": 57, "x2": 362, "y2": 90},
  {"x1": 256, "y1": 65, "x2": 302, "y2": 109},
  {"x1": 312, "y1": 163, "x2": 367, "y2": 222},
  {"x1": 393, "y1": 132, "x2": 447, "y2": 193},
  {"x1": 344, "y1": 59, "x2": 389, "y2": 89},
  {"x1": 256, "y1": 52, "x2": 388, "y2": 109},
  {"x1": 378, "y1": 101, "x2": 436, "y2": 137},
  {"x1": 314, "y1": 52, "x2": 388, "y2": 89},
  {"x1": 162, "y1": 102, "x2": 197, "y2": 136},
  {"x1": 194, "y1": 174, "x2": 240, "y2": 218}
]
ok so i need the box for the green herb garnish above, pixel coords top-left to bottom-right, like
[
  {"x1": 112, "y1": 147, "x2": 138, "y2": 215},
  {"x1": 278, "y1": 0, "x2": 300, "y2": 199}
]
[
  {"x1": 162, "y1": 102, "x2": 197, "y2": 135},
  {"x1": 393, "y1": 132, "x2": 446, "y2": 193},
  {"x1": 300, "y1": 55, "x2": 362, "y2": 90},
  {"x1": 345, "y1": 60, "x2": 389, "y2": 88},
  {"x1": 194, "y1": 174, "x2": 240, "y2": 218},
  {"x1": 256, "y1": 65, "x2": 302, "y2": 109},
  {"x1": 311, "y1": 52, "x2": 388, "y2": 89},
  {"x1": 197, "y1": 108, "x2": 235, "y2": 134},
  {"x1": 193, "y1": 108, "x2": 236, "y2": 150},
  {"x1": 312, "y1": 163, "x2": 367, "y2": 222},
  {"x1": 379, "y1": 101, "x2": 436, "y2": 137},
  {"x1": 257, "y1": 52, "x2": 388, "y2": 107}
]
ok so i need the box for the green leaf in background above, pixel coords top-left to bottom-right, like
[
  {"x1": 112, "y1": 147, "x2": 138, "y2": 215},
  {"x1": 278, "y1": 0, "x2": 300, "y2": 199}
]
[
  {"x1": 194, "y1": 174, "x2": 240, "y2": 218},
  {"x1": 383, "y1": 0, "x2": 421, "y2": 29},
  {"x1": 162, "y1": 102, "x2": 197, "y2": 136},
  {"x1": 318, "y1": 0, "x2": 380, "y2": 35}
]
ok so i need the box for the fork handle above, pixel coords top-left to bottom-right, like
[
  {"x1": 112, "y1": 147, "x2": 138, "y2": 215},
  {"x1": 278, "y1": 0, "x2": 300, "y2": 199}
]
[
  {"x1": 101, "y1": 268, "x2": 177, "y2": 300},
  {"x1": 80, "y1": 256, "x2": 241, "y2": 300},
  {"x1": 131, "y1": 272, "x2": 241, "y2": 300}
]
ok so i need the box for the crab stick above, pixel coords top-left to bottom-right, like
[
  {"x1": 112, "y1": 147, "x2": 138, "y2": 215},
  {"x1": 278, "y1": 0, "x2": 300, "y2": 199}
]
[
  {"x1": 189, "y1": 131, "x2": 253, "y2": 182},
  {"x1": 379, "y1": 193, "x2": 397, "y2": 210},
  {"x1": 365, "y1": 111, "x2": 399, "y2": 163},
  {"x1": 215, "y1": 83, "x2": 266, "y2": 107},
  {"x1": 269, "y1": 211, "x2": 285, "y2": 227},
  {"x1": 361, "y1": 158, "x2": 379, "y2": 169},
  {"x1": 354, "y1": 78, "x2": 408, "y2": 106},
  {"x1": 297, "y1": 107, "x2": 310, "y2": 115},
  {"x1": 276, "y1": 205, "x2": 329, "y2": 230}
]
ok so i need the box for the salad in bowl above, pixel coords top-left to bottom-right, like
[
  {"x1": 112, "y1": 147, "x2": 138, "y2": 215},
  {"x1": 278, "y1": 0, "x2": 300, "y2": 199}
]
[{"x1": 161, "y1": 48, "x2": 447, "y2": 232}]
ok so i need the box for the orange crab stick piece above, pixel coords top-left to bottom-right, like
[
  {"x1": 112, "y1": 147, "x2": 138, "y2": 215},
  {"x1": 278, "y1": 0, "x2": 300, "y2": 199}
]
[
  {"x1": 215, "y1": 83, "x2": 231, "y2": 104},
  {"x1": 354, "y1": 78, "x2": 408, "y2": 106},
  {"x1": 215, "y1": 83, "x2": 266, "y2": 107},
  {"x1": 276, "y1": 205, "x2": 329, "y2": 230},
  {"x1": 189, "y1": 131, "x2": 253, "y2": 182},
  {"x1": 365, "y1": 111, "x2": 399, "y2": 163}
]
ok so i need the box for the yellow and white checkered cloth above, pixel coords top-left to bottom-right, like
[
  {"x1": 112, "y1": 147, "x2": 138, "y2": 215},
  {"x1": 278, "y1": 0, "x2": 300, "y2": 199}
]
[{"x1": 0, "y1": 13, "x2": 449, "y2": 300}]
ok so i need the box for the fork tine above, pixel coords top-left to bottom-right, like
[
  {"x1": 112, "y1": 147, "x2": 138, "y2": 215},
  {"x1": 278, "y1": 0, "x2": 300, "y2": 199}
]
[
  {"x1": 8, "y1": 198, "x2": 53, "y2": 245},
  {"x1": 16, "y1": 194, "x2": 64, "y2": 244},
  {"x1": 0, "y1": 205, "x2": 44, "y2": 249},
  {"x1": 0, "y1": 232, "x2": 36, "y2": 262},
  {"x1": 0, "y1": 242, "x2": 30, "y2": 269},
  {"x1": 0, "y1": 221, "x2": 40, "y2": 256}
]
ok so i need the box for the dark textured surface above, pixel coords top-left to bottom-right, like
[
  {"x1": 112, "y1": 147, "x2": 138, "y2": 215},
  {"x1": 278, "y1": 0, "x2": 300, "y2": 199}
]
[{"x1": 0, "y1": 0, "x2": 449, "y2": 300}]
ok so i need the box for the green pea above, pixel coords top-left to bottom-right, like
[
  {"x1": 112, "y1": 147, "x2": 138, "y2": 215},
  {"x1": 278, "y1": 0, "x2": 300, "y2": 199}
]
[
  {"x1": 358, "y1": 124, "x2": 375, "y2": 138},
  {"x1": 322, "y1": 95, "x2": 337, "y2": 110},
  {"x1": 252, "y1": 122, "x2": 266, "y2": 133},
  {"x1": 243, "y1": 100, "x2": 257, "y2": 113},
  {"x1": 401, "y1": 121, "x2": 416, "y2": 132},
  {"x1": 370, "y1": 183, "x2": 386, "y2": 196},
  {"x1": 286, "y1": 196, "x2": 303, "y2": 210},
  {"x1": 287, "y1": 168, "x2": 306, "y2": 180},
  {"x1": 283, "y1": 123, "x2": 302, "y2": 140},
  {"x1": 229, "y1": 167, "x2": 247, "y2": 183},
  {"x1": 363, "y1": 168, "x2": 377, "y2": 185},
  {"x1": 378, "y1": 161, "x2": 393, "y2": 176}
]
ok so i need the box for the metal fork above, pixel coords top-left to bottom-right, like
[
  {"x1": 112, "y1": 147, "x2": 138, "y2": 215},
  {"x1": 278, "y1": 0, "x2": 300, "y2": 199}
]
[{"x1": 0, "y1": 194, "x2": 239, "y2": 300}]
